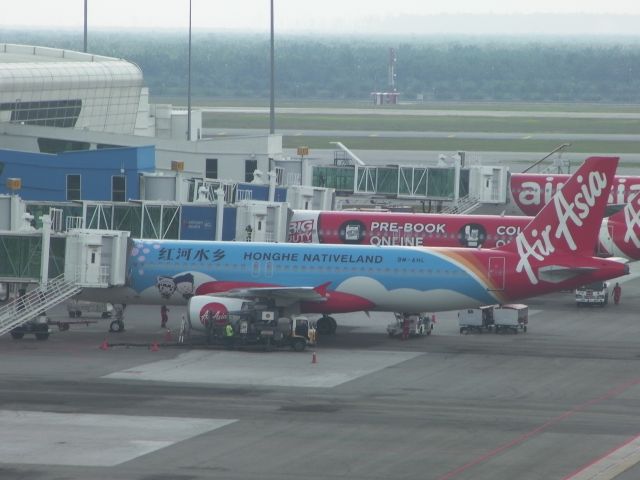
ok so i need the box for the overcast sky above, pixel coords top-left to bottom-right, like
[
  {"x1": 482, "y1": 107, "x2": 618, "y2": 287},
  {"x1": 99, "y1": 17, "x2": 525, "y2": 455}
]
[{"x1": 2, "y1": 0, "x2": 640, "y2": 35}]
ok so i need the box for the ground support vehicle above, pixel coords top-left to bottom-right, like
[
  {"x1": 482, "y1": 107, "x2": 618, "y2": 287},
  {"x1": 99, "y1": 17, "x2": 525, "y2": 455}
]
[
  {"x1": 458, "y1": 305, "x2": 495, "y2": 334},
  {"x1": 10, "y1": 313, "x2": 50, "y2": 341},
  {"x1": 493, "y1": 304, "x2": 528, "y2": 334},
  {"x1": 204, "y1": 310, "x2": 317, "y2": 352},
  {"x1": 575, "y1": 282, "x2": 610, "y2": 307},
  {"x1": 66, "y1": 300, "x2": 114, "y2": 318},
  {"x1": 387, "y1": 313, "x2": 433, "y2": 338}
]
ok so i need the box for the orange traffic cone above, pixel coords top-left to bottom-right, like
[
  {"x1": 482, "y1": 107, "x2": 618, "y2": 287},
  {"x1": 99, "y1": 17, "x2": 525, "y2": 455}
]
[
  {"x1": 164, "y1": 328, "x2": 172, "y2": 342},
  {"x1": 311, "y1": 351, "x2": 317, "y2": 364},
  {"x1": 99, "y1": 338, "x2": 110, "y2": 350},
  {"x1": 150, "y1": 341, "x2": 160, "y2": 352}
]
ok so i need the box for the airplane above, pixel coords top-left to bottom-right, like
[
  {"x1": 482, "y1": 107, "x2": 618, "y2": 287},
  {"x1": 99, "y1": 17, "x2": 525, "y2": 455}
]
[
  {"x1": 77, "y1": 156, "x2": 628, "y2": 336},
  {"x1": 510, "y1": 171, "x2": 640, "y2": 216},
  {"x1": 287, "y1": 193, "x2": 640, "y2": 261}
]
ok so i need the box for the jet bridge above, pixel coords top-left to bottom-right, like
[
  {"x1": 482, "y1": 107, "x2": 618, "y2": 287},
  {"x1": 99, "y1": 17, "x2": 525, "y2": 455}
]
[{"x1": 0, "y1": 221, "x2": 130, "y2": 338}]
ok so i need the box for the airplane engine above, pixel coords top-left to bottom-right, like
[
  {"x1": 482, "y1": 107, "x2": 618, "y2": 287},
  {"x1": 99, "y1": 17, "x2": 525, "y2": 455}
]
[{"x1": 187, "y1": 295, "x2": 248, "y2": 332}]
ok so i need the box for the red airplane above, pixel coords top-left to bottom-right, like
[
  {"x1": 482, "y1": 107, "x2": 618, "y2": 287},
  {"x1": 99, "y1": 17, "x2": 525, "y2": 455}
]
[{"x1": 289, "y1": 172, "x2": 640, "y2": 261}]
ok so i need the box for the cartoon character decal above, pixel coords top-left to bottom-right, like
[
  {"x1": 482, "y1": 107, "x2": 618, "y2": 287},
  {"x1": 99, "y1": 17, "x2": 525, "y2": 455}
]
[{"x1": 156, "y1": 273, "x2": 195, "y2": 299}]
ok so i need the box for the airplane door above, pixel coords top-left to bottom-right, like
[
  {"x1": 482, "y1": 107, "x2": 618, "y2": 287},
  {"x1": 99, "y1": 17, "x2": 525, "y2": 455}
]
[
  {"x1": 85, "y1": 245, "x2": 102, "y2": 284},
  {"x1": 488, "y1": 256, "x2": 505, "y2": 290}
]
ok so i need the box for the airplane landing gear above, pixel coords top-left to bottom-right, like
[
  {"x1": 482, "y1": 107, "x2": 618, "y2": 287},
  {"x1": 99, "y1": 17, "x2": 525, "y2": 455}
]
[
  {"x1": 109, "y1": 319, "x2": 125, "y2": 332},
  {"x1": 316, "y1": 315, "x2": 337, "y2": 335},
  {"x1": 109, "y1": 304, "x2": 126, "y2": 333}
]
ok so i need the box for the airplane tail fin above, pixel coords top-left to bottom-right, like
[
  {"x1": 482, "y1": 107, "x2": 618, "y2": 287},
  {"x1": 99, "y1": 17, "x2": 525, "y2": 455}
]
[{"x1": 501, "y1": 156, "x2": 618, "y2": 273}]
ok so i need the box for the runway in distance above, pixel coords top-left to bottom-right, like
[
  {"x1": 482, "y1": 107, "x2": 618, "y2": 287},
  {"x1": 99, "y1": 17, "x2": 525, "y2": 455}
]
[
  {"x1": 78, "y1": 156, "x2": 628, "y2": 335},
  {"x1": 287, "y1": 194, "x2": 640, "y2": 261}
]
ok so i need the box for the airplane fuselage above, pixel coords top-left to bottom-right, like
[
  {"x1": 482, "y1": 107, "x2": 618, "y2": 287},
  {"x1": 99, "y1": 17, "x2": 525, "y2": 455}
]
[{"x1": 78, "y1": 239, "x2": 627, "y2": 314}]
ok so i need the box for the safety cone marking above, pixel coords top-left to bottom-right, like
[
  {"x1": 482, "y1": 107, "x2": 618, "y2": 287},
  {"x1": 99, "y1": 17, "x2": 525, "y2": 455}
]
[
  {"x1": 311, "y1": 351, "x2": 317, "y2": 364},
  {"x1": 99, "y1": 339, "x2": 109, "y2": 350},
  {"x1": 150, "y1": 341, "x2": 160, "y2": 352}
]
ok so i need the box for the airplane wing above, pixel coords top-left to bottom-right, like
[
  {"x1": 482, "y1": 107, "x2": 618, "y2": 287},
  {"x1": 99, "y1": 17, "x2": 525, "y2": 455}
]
[{"x1": 214, "y1": 285, "x2": 329, "y2": 303}]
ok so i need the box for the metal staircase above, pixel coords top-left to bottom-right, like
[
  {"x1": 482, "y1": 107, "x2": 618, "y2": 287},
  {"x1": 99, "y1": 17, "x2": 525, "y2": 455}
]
[
  {"x1": 441, "y1": 195, "x2": 481, "y2": 214},
  {"x1": 0, "y1": 274, "x2": 82, "y2": 337}
]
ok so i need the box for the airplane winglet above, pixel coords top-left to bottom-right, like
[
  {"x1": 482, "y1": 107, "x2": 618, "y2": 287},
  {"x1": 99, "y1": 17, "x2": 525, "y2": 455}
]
[{"x1": 314, "y1": 281, "x2": 332, "y2": 297}]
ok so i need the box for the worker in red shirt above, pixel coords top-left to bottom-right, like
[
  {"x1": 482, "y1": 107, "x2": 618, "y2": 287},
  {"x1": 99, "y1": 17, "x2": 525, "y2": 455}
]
[
  {"x1": 613, "y1": 283, "x2": 622, "y2": 305},
  {"x1": 160, "y1": 305, "x2": 169, "y2": 328},
  {"x1": 401, "y1": 317, "x2": 410, "y2": 341}
]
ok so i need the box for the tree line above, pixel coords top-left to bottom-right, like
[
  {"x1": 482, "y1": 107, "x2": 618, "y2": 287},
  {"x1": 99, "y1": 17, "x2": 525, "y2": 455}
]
[{"x1": 4, "y1": 29, "x2": 640, "y2": 103}]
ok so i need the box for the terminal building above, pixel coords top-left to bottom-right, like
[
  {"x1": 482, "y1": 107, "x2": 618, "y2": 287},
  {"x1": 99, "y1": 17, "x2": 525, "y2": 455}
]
[{"x1": 0, "y1": 43, "x2": 281, "y2": 182}]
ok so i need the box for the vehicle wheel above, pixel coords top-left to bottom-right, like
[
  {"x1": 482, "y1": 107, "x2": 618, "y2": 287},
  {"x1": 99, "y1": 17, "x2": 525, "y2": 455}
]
[
  {"x1": 35, "y1": 332, "x2": 50, "y2": 341},
  {"x1": 459, "y1": 327, "x2": 465, "y2": 334},
  {"x1": 59, "y1": 323, "x2": 70, "y2": 332},
  {"x1": 292, "y1": 338, "x2": 306, "y2": 352},
  {"x1": 10, "y1": 331, "x2": 24, "y2": 340},
  {"x1": 109, "y1": 320, "x2": 124, "y2": 333},
  {"x1": 426, "y1": 328, "x2": 431, "y2": 336},
  {"x1": 388, "y1": 332, "x2": 394, "y2": 338},
  {"x1": 523, "y1": 326, "x2": 527, "y2": 333}
]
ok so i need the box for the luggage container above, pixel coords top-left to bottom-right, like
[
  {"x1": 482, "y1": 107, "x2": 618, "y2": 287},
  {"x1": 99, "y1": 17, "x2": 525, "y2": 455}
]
[
  {"x1": 458, "y1": 305, "x2": 494, "y2": 334},
  {"x1": 493, "y1": 304, "x2": 528, "y2": 333}
]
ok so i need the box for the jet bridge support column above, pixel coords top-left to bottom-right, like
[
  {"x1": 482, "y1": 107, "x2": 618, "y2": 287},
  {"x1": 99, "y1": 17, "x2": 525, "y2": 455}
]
[
  {"x1": 215, "y1": 187, "x2": 224, "y2": 241},
  {"x1": 40, "y1": 214, "x2": 52, "y2": 287}
]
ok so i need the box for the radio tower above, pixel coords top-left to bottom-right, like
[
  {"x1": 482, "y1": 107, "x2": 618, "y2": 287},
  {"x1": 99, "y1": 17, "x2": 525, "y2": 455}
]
[
  {"x1": 388, "y1": 47, "x2": 397, "y2": 93},
  {"x1": 371, "y1": 47, "x2": 399, "y2": 105}
]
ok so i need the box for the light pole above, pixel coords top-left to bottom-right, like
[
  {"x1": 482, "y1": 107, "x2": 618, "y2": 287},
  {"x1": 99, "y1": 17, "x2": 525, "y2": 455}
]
[
  {"x1": 187, "y1": 0, "x2": 192, "y2": 141},
  {"x1": 269, "y1": 0, "x2": 275, "y2": 134},
  {"x1": 83, "y1": 0, "x2": 88, "y2": 52}
]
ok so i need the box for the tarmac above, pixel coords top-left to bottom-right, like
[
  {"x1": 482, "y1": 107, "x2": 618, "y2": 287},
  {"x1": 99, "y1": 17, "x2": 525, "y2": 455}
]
[{"x1": 1, "y1": 266, "x2": 640, "y2": 479}]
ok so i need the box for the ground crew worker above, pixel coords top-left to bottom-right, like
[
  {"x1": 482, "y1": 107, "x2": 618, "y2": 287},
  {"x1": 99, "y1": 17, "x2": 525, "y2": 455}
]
[
  {"x1": 401, "y1": 317, "x2": 410, "y2": 341},
  {"x1": 613, "y1": 283, "x2": 622, "y2": 305},
  {"x1": 160, "y1": 305, "x2": 169, "y2": 328},
  {"x1": 223, "y1": 322, "x2": 235, "y2": 348}
]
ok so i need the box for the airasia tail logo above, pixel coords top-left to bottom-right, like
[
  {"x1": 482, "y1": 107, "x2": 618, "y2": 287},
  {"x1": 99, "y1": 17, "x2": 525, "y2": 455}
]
[
  {"x1": 288, "y1": 219, "x2": 315, "y2": 243},
  {"x1": 515, "y1": 171, "x2": 608, "y2": 284},
  {"x1": 199, "y1": 302, "x2": 229, "y2": 326}
]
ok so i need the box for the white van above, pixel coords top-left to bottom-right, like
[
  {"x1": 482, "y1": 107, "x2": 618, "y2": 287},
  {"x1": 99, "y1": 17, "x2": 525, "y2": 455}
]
[{"x1": 575, "y1": 282, "x2": 610, "y2": 307}]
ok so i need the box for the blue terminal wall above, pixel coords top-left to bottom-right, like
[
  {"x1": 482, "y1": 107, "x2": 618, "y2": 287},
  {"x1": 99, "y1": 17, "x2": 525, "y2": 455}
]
[
  {"x1": 0, "y1": 146, "x2": 156, "y2": 201},
  {"x1": 180, "y1": 205, "x2": 237, "y2": 241}
]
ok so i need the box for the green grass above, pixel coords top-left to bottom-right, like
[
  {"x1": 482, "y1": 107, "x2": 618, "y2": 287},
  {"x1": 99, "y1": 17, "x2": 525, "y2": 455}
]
[
  {"x1": 282, "y1": 136, "x2": 640, "y2": 154},
  {"x1": 203, "y1": 112, "x2": 640, "y2": 135}
]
